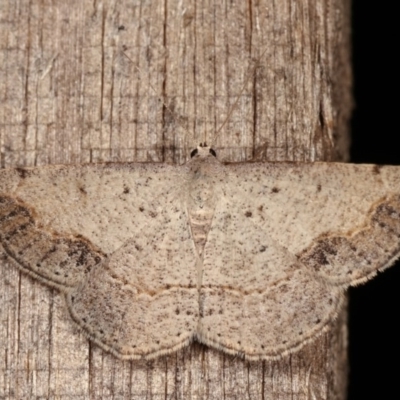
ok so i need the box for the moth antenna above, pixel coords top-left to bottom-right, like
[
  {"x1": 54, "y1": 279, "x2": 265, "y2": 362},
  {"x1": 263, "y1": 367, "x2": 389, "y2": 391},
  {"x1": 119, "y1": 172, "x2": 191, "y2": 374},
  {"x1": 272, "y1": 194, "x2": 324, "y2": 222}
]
[
  {"x1": 122, "y1": 51, "x2": 194, "y2": 154},
  {"x1": 210, "y1": 47, "x2": 269, "y2": 148}
]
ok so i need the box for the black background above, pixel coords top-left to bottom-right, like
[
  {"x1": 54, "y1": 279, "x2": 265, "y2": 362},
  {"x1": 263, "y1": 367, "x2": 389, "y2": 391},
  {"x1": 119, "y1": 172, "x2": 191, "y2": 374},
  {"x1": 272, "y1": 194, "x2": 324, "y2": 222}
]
[{"x1": 348, "y1": 1, "x2": 399, "y2": 399}]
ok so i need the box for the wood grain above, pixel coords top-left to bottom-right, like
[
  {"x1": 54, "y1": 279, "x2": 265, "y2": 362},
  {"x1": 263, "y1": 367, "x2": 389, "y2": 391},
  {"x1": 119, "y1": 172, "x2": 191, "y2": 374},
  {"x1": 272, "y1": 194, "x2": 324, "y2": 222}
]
[{"x1": 0, "y1": 0, "x2": 352, "y2": 398}]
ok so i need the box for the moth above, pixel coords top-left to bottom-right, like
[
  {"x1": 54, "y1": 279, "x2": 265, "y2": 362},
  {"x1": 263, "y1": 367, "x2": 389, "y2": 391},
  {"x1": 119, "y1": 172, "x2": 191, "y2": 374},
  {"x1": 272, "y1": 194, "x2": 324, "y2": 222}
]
[{"x1": 0, "y1": 143, "x2": 399, "y2": 360}]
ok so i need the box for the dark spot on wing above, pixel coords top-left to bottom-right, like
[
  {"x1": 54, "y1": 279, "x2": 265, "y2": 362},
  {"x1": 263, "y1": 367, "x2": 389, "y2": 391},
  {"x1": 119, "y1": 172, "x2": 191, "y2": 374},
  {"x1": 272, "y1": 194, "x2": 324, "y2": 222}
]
[
  {"x1": 16, "y1": 168, "x2": 29, "y2": 179},
  {"x1": 271, "y1": 187, "x2": 280, "y2": 193},
  {"x1": 245, "y1": 211, "x2": 252, "y2": 217},
  {"x1": 317, "y1": 184, "x2": 322, "y2": 192},
  {"x1": 300, "y1": 245, "x2": 329, "y2": 270},
  {"x1": 372, "y1": 164, "x2": 382, "y2": 174},
  {"x1": 123, "y1": 185, "x2": 130, "y2": 194},
  {"x1": 373, "y1": 202, "x2": 400, "y2": 222}
]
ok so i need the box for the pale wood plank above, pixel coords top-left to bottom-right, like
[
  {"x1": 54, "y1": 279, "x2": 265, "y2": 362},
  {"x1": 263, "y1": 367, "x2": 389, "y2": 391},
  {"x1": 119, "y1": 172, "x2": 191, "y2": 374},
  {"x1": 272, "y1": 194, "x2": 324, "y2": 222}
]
[{"x1": 0, "y1": 0, "x2": 352, "y2": 398}]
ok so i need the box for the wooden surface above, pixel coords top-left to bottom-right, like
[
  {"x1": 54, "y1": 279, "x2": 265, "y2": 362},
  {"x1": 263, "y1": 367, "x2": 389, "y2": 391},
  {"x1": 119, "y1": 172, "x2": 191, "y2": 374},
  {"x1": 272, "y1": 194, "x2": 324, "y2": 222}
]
[{"x1": 0, "y1": 0, "x2": 352, "y2": 399}]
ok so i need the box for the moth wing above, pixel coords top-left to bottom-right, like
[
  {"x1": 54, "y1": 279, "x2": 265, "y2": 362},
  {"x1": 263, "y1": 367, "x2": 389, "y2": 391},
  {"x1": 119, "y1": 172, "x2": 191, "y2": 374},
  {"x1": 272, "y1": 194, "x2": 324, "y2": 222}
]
[
  {"x1": 0, "y1": 163, "x2": 183, "y2": 288},
  {"x1": 199, "y1": 162, "x2": 400, "y2": 359},
  {"x1": 224, "y1": 162, "x2": 400, "y2": 287},
  {"x1": 0, "y1": 193, "x2": 106, "y2": 290},
  {"x1": 66, "y1": 201, "x2": 199, "y2": 360},
  {"x1": 0, "y1": 164, "x2": 199, "y2": 359},
  {"x1": 198, "y1": 194, "x2": 342, "y2": 359}
]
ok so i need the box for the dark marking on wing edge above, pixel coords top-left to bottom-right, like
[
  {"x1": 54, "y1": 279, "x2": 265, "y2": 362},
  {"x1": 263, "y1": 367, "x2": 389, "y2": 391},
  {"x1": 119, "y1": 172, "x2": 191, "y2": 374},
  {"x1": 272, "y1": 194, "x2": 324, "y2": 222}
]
[
  {"x1": 298, "y1": 195, "x2": 400, "y2": 285},
  {"x1": 372, "y1": 165, "x2": 383, "y2": 175},
  {"x1": 15, "y1": 168, "x2": 30, "y2": 179},
  {"x1": 0, "y1": 195, "x2": 105, "y2": 291}
]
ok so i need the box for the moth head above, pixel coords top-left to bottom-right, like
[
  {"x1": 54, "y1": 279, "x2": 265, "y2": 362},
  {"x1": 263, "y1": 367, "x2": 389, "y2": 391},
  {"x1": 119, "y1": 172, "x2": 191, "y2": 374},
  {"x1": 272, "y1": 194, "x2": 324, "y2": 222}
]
[{"x1": 190, "y1": 143, "x2": 217, "y2": 159}]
